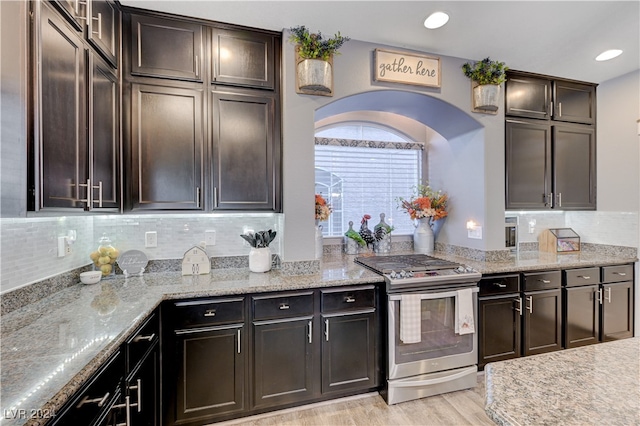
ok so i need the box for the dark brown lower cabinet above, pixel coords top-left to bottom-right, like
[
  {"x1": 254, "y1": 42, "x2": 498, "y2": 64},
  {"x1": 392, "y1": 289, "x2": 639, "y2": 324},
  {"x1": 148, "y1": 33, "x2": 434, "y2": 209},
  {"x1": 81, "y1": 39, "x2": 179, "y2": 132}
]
[
  {"x1": 563, "y1": 285, "x2": 600, "y2": 348},
  {"x1": 173, "y1": 325, "x2": 245, "y2": 423},
  {"x1": 125, "y1": 343, "x2": 160, "y2": 426},
  {"x1": 602, "y1": 281, "x2": 634, "y2": 341},
  {"x1": 321, "y1": 311, "x2": 377, "y2": 394},
  {"x1": 523, "y1": 288, "x2": 562, "y2": 356},
  {"x1": 478, "y1": 295, "x2": 521, "y2": 368},
  {"x1": 252, "y1": 317, "x2": 316, "y2": 409}
]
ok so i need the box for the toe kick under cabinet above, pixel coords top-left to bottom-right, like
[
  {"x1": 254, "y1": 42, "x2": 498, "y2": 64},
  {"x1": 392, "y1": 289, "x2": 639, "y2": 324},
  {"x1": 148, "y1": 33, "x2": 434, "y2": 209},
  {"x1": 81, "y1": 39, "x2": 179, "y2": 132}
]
[{"x1": 162, "y1": 285, "x2": 381, "y2": 425}]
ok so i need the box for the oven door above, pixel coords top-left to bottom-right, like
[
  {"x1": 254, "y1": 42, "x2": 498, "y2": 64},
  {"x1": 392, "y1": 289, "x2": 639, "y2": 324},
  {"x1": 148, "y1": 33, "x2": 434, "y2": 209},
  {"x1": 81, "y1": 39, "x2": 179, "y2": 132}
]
[{"x1": 388, "y1": 287, "x2": 478, "y2": 380}]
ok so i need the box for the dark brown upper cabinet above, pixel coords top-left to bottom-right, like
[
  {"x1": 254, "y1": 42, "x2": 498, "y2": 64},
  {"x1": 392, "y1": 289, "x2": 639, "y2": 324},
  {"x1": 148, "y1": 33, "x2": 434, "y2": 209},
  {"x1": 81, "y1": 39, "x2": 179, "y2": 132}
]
[
  {"x1": 553, "y1": 124, "x2": 596, "y2": 210},
  {"x1": 130, "y1": 84, "x2": 204, "y2": 210},
  {"x1": 130, "y1": 14, "x2": 204, "y2": 82},
  {"x1": 211, "y1": 28, "x2": 275, "y2": 89},
  {"x1": 553, "y1": 81, "x2": 596, "y2": 125},
  {"x1": 211, "y1": 91, "x2": 277, "y2": 211},
  {"x1": 49, "y1": 0, "x2": 86, "y2": 31},
  {"x1": 505, "y1": 74, "x2": 552, "y2": 120},
  {"x1": 87, "y1": 0, "x2": 120, "y2": 68}
]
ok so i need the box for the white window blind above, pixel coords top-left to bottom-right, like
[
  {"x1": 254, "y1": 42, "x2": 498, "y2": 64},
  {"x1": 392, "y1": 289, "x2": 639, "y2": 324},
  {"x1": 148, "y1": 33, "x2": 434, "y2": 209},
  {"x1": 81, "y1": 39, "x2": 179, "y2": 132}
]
[{"x1": 315, "y1": 138, "x2": 422, "y2": 236}]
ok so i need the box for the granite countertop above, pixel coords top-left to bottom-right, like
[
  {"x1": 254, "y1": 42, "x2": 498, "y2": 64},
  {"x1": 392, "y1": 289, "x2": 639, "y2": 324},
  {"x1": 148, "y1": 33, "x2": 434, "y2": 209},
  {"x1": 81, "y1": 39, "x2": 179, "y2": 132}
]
[
  {"x1": 0, "y1": 251, "x2": 636, "y2": 425},
  {"x1": 485, "y1": 338, "x2": 640, "y2": 425}
]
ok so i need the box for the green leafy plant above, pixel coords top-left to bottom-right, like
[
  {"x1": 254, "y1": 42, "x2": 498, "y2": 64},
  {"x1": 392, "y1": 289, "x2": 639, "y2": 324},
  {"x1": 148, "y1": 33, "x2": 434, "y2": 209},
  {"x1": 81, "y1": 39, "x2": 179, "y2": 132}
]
[
  {"x1": 462, "y1": 57, "x2": 508, "y2": 85},
  {"x1": 240, "y1": 230, "x2": 277, "y2": 248},
  {"x1": 289, "y1": 25, "x2": 350, "y2": 61}
]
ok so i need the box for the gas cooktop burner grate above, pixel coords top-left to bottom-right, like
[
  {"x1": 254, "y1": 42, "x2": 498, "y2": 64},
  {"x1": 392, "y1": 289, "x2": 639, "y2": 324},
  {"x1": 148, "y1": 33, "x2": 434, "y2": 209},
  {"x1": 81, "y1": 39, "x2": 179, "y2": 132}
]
[{"x1": 354, "y1": 254, "x2": 460, "y2": 274}]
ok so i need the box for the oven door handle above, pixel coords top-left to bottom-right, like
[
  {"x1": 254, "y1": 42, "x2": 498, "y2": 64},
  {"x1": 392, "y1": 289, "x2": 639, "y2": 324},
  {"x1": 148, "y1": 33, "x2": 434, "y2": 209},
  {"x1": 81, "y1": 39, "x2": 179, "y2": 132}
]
[
  {"x1": 388, "y1": 287, "x2": 478, "y2": 301},
  {"x1": 388, "y1": 366, "x2": 477, "y2": 388}
]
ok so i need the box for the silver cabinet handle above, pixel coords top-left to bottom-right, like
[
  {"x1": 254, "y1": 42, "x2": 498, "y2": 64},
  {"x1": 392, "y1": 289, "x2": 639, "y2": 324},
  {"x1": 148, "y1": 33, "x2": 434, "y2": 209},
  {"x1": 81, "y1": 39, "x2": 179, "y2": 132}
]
[
  {"x1": 112, "y1": 395, "x2": 130, "y2": 426},
  {"x1": 614, "y1": 272, "x2": 627, "y2": 276},
  {"x1": 91, "y1": 13, "x2": 102, "y2": 39},
  {"x1": 606, "y1": 287, "x2": 612, "y2": 303},
  {"x1": 77, "y1": 391, "x2": 110, "y2": 408},
  {"x1": 558, "y1": 102, "x2": 562, "y2": 117},
  {"x1": 128, "y1": 379, "x2": 141, "y2": 413},
  {"x1": 515, "y1": 297, "x2": 523, "y2": 316},
  {"x1": 196, "y1": 187, "x2": 201, "y2": 208},
  {"x1": 345, "y1": 296, "x2": 356, "y2": 303},
  {"x1": 325, "y1": 319, "x2": 330, "y2": 341},
  {"x1": 279, "y1": 303, "x2": 290, "y2": 310},
  {"x1": 133, "y1": 333, "x2": 155, "y2": 343},
  {"x1": 578, "y1": 276, "x2": 591, "y2": 280},
  {"x1": 195, "y1": 55, "x2": 199, "y2": 77},
  {"x1": 493, "y1": 282, "x2": 507, "y2": 288},
  {"x1": 597, "y1": 288, "x2": 603, "y2": 305},
  {"x1": 213, "y1": 187, "x2": 218, "y2": 208},
  {"x1": 550, "y1": 102, "x2": 553, "y2": 117},
  {"x1": 546, "y1": 192, "x2": 554, "y2": 208},
  {"x1": 204, "y1": 309, "x2": 216, "y2": 317},
  {"x1": 538, "y1": 279, "x2": 551, "y2": 284},
  {"x1": 557, "y1": 192, "x2": 562, "y2": 207},
  {"x1": 237, "y1": 329, "x2": 241, "y2": 354},
  {"x1": 308, "y1": 320, "x2": 312, "y2": 344},
  {"x1": 526, "y1": 296, "x2": 533, "y2": 314}
]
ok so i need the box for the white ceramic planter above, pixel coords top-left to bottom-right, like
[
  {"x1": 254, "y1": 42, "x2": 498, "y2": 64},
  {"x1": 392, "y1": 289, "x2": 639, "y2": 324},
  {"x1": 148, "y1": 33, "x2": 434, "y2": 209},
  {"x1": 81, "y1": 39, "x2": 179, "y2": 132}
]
[
  {"x1": 297, "y1": 59, "x2": 332, "y2": 93},
  {"x1": 473, "y1": 84, "x2": 501, "y2": 111},
  {"x1": 249, "y1": 247, "x2": 271, "y2": 273},
  {"x1": 413, "y1": 218, "x2": 434, "y2": 254}
]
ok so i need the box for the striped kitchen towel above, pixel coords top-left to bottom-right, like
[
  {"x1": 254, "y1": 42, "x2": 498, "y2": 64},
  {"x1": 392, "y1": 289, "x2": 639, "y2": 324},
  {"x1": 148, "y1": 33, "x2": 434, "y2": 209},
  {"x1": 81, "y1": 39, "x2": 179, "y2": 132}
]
[
  {"x1": 455, "y1": 288, "x2": 475, "y2": 335},
  {"x1": 400, "y1": 294, "x2": 422, "y2": 344}
]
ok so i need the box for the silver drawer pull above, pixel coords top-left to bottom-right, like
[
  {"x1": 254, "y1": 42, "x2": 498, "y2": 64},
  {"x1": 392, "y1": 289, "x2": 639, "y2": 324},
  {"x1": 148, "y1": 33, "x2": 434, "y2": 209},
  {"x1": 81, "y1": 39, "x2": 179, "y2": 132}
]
[
  {"x1": 614, "y1": 272, "x2": 627, "y2": 276},
  {"x1": 578, "y1": 276, "x2": 591, "y2": 280},
  {"x1": 538, "y1": 279, "x2": 551, "y2": 284},
  {"x1": 279, "y1": 303, "x2": 290, "y2": 310},
  {"x1": 204, "y1": 309, "x2": 216, "y2": 317},
  {"x1": 77, "y1": 392, "x2": 110, "y2": 408},
  {"x1": 345, "y1": 296, "x2": 356, "y2": 303},
  {"x1": 133, "y1": 333, "x2": 155, "y2": 343},
  {"x1": 493, "y1": 283, "x2": 507, "y2": 288}
]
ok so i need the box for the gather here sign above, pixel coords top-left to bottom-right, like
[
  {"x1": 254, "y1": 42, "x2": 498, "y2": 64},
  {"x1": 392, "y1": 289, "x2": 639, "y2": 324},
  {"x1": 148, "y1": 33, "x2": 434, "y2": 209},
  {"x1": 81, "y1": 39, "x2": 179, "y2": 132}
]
[{"x1": 374, "y1": 48, "x2": 441, "y2": 88}]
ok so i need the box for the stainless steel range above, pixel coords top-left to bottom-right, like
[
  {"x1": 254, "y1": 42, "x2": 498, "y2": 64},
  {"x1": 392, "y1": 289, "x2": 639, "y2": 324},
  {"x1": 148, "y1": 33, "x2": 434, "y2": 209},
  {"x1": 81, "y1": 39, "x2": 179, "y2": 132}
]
[{"x1": 355, "y1": 254, "x2": 481, "y2": 405}]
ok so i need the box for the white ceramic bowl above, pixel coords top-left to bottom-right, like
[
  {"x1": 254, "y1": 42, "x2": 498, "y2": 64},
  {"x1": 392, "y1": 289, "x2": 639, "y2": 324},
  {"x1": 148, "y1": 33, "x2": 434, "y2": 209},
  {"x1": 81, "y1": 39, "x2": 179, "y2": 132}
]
[{"x1": 80, "y1": 271, "x2": 102, "y2": 285}]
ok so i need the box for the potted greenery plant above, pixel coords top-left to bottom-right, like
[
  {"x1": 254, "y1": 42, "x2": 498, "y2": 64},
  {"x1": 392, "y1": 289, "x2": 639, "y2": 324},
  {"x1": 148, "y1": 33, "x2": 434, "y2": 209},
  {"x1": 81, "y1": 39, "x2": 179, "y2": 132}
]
[
  {"x1": 289, "y1": 25, "x2": 350, "y2": 96},
  {"x1": 462, "y1": 57, "x2": 508, "y2": 112}
]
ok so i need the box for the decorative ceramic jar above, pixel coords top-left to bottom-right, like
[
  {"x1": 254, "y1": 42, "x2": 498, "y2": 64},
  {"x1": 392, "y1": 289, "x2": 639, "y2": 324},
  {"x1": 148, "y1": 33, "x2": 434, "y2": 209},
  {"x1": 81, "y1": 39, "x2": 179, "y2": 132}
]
[
  {"x1": 413, "y1": 218, "x2": 434, "y2": 254},
  {"x1": 373, "y1": 213, "x2": 392, "y2": 254},
  {"x1": 315, "y1": 221, "x2": 324, "y2": 259},
  {"x1": 249, "y1": 247, "x2": 271, "y2": 273}
]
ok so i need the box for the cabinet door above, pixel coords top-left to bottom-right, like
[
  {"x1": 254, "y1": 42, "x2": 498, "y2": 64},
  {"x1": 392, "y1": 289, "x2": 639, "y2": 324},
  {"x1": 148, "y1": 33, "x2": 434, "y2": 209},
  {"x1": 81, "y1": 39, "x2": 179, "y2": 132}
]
[
  {"x1": 127, "y1": 344, "x2": 159, "y2": 426},
  {"x1": 50, "y1": 0, "x2": 86, "y2": 31},
  {"x1": 553, "y1": 124, "x2": 596, "y2": 210},
  {"x1": 131, "y1": 14, "x2": 203, "y2": 81},
  {"x1": 131, "y1": 84, "x2": 203, "y2": 210},
  {"x1": 563, "y1": 285, "x2": 600, "y2": 348},
  {"x1": 505, "y1": 120, "x2": 552, "y2": 210},
  {"x1": 87, "y1": 0, "x2": 119, "y2": 68},
  {"x1": 523, "y1": 289, "x2": 562, "y2": 356},
  {"x1": 211, "y1": 28, "x2": 275, "y2": 89},
  {"x1": 252, "y1": 317, "x2": 316, "y2": 409},
  {"x1": 601, "y1": 281, "x2": 634, "y2": 341},
  {"x1": 321, "y1": 311, "x2": 377, "y2": 394},
  {"x1": 505, "y1": 74, "x2": 552, "y2": 119},
  {"x1": 39, "y1": 5, "x2": 88, "y2": 209},
  {"x1": 172, "y1": 325, "x2": 245, "y2": 422},
  {"x1": 89, "y1": 53, "x2": 119, "y2": 210},
  {"x1": 553, "y1": 81, "x2": 595, "y2": 124},
  {"x1": 478, "y1": 295, "x2": 521, "y2": 368},
  {"x1": 212, "y1": 92, "x2": 276, "y2": 210}
]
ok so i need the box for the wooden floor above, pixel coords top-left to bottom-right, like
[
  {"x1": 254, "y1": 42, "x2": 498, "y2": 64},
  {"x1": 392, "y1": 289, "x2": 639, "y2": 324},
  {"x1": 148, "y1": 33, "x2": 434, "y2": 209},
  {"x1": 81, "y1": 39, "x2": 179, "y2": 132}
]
[{"x1": 217, "y1": 373, "x2": 494, "y2": 426}]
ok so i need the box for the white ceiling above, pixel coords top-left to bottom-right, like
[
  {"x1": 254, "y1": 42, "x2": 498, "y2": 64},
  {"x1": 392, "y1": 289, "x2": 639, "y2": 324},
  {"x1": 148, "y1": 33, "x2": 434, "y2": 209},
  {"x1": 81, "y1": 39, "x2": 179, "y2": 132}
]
[{"x1": 120, "y1": 1, "x2": 640, "y2": 84}]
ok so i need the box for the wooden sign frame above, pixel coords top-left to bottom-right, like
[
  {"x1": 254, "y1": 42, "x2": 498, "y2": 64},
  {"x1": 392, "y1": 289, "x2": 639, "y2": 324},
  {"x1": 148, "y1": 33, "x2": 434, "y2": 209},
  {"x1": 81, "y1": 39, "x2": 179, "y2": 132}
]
[{"x1": 374, "y1": 48, "x2": 441, "y2": 88}]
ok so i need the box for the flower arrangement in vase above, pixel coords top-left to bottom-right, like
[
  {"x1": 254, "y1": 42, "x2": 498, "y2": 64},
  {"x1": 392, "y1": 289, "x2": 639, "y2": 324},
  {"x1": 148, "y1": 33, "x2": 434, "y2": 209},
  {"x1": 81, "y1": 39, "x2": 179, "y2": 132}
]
[
  {"x1": 315, "y1": 194, "x2": 332, "y2": 259},
  {"x1": 240, "y1": 230, "x2": 276, "y2": 273},
  {"x1": 398, "y1": 183, "x2": 448, "y2": 254}
]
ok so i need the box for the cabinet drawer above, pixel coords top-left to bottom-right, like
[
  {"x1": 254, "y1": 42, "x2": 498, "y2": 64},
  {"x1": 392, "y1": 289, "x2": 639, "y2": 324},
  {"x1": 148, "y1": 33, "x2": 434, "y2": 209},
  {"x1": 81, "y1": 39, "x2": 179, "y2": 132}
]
[
  {"x1": 602, "y1": 264, "x2": 633, "y2": 283},
  {"x1": 173, "y1": 298, "x2": 245, "y2": 329},
  {"x1": 252, "y1": 292, "x2": 314, "y2": 321},
  {"x1": 478, "y1": 275, "x2": 519, "y2": 296},
  {"x1": 564, "y1": 267, "x2": 600, "y2": 287},
  {"x1": 125, "y1": 311, "x2": 159, "y2": 372},
  {"x1": 321, "y1": 286, "x2": 375, "y2": 313},
  {"x1": 522, "y1": 270, "x2": 561, "y2": 291}
]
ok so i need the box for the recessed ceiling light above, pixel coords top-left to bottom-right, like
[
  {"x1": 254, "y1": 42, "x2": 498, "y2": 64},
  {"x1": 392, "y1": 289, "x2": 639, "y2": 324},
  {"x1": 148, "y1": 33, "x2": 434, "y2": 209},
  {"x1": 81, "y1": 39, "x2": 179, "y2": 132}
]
[
  {"x1": 424, "y1": 12, "x2": 449, "y2": 29},
  {"x1": 595, "y1": 49, "x2": 623, "y2": 61}
]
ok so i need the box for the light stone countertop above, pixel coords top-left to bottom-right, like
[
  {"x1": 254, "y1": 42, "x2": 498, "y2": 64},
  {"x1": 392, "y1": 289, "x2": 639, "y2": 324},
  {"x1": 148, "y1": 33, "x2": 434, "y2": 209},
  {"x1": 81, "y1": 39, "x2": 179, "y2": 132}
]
[
  {"x1": 0, "y1": 251, "x2": 636, "y2": 425},
  {"x1": 485, "y1": 337, "x2": 640, "y2": 426}
]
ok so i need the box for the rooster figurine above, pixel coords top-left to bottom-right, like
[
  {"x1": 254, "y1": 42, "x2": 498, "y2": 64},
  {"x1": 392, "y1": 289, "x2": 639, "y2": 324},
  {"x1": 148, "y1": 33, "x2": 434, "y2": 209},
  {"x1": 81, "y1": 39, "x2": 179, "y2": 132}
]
[{"x1": 359, "y1": 214, "x2": 376, "y2": 250}]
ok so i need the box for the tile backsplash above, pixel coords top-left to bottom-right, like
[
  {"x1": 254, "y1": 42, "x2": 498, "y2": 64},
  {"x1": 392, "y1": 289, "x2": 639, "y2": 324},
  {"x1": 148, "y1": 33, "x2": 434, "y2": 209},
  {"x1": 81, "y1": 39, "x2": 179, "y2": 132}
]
[{"x1": 1, "y1": 213, "x2": 283, "y2": 293}]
